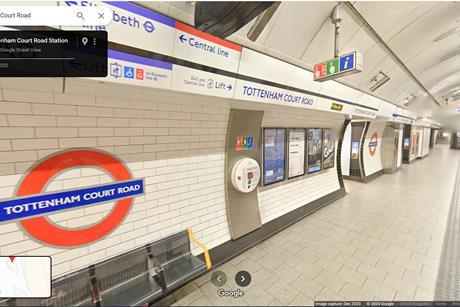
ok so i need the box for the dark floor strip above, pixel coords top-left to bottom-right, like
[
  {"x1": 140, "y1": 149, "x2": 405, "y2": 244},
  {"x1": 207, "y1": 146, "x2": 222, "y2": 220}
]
[{"x1": 435, "y1": 159, "x2": 460, "y2": 300}]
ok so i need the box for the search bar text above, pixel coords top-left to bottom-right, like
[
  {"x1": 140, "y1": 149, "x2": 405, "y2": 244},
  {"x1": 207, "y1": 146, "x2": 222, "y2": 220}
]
[{"x1": 0, "y1": 6, "x2": 112, "y2": 26}]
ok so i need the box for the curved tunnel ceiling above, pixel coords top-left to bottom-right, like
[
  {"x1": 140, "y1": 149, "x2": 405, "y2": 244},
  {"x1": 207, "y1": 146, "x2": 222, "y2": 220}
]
[{"x1": 138, "y1": 1, "x2": 460, "y2": 130}]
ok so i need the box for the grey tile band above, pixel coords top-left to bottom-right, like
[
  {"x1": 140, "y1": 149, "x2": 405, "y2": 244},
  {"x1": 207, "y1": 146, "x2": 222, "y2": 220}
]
[{"x1": 435, "y1": 159, "x2": 460, "y2": 300}]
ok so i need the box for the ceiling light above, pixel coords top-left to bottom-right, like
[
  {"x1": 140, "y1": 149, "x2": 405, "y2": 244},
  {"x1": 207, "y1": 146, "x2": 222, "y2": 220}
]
[
  {"x1": 440, "y1": 48, "x2": 460, "y2": 62},
  {"x1": 369, "y1": 71, "x2": 390, "y2": 92},
  {"x1": 402, "y1": 94, "x2": 416, "y2": 106},
  {"x1": 451, "y1": 88, "x2": 460, "y2": 97},
  {"x1": 433, "y1": 27, "x2": 459, "y2": 42}
]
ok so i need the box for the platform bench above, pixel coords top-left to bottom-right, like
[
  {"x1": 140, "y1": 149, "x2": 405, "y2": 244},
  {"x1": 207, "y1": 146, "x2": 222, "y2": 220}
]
[{"x1": 1, "y1": 229, "x2": 211, "y2": 307}]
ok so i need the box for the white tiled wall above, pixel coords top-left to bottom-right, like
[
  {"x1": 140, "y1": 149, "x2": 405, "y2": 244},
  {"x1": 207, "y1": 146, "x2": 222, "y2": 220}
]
[
  {"x1": 363, "y1": 121, "x2": 386, "y2": 177},
  {"x1": 0, "y1": 78, "x2": 344, "y2": 277}
]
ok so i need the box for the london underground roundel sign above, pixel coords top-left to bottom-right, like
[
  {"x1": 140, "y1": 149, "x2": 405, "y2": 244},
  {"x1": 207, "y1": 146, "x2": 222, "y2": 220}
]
[
  {"x1": 368, "y1": 133, "x2": 378, "y2": 156},
  {"x1": 1, "y1": 149, "x2": 144, "y2": 247}
]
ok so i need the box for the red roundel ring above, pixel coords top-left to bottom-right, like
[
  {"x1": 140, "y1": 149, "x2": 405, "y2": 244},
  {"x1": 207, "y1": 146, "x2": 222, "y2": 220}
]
[
  {"x1": 17, "y1": 149, "x2": 133, "y2": 247},
  {"x1": 369, "y1": 132, "x2": 378, "y2": 156}
]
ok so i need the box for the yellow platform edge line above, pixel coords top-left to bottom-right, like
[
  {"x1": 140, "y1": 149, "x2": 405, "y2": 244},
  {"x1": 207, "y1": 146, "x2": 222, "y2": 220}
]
[{"x1": 188, "y1": 228, "x2": 212, "y2": 270}]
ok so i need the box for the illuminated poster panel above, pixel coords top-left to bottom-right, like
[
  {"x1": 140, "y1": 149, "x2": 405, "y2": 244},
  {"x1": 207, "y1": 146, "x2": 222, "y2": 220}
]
[
  {"x1": 307, "y1": 128, "x2": 323, "y2": 173},
  {"x1": 403, "y1": 138, "x2": 410, "y2": 150},
  {"x1": 323, "y1": 129, "x2": 335, "y2": 169},
  {"x1": 288, "y1": 128, "x2": 305, "y2": 178},
  {"x1": 263, "y1": 128, "x2": 286, "y2": 185},
  {"x1": 411, "y1": 132, "x2": 419, "y2": 157},
  {"x1": 351, "y1": 141, "x2": 360, "y2": 159}
]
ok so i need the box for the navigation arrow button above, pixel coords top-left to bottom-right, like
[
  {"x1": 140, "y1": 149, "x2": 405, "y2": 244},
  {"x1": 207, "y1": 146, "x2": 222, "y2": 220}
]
[
  {"x1": 211, "y1": 270, "x2": 227, "y2": 287},
  {"x1": 235, "y1": 271, "x2": 251, "y2": 287}
]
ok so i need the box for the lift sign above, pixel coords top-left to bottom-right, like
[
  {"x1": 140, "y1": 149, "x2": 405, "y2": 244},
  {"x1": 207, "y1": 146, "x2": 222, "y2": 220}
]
[
  {"x1": 313, "y1": 51, "x2": 362, "y2": 82},
  {"x1": 0, "y1": 149, "x2": 144, "y2": 247}
]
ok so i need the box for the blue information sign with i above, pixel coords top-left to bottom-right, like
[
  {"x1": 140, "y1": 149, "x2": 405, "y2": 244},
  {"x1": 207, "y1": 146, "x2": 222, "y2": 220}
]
[{"x1": 339, "y1": 53, "x2": 355, "y2": 72}]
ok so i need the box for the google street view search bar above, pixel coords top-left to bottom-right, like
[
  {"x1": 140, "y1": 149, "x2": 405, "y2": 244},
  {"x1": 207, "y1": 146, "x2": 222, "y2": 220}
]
[{"x1": 0, "y1": 6, "x2": 112, "y2": 26}]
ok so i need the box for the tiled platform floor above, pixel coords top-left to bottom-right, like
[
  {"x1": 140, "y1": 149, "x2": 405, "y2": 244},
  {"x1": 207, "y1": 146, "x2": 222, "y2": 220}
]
[{"x1": 158, "y1": 145, "x2": 460, "y2": 306}]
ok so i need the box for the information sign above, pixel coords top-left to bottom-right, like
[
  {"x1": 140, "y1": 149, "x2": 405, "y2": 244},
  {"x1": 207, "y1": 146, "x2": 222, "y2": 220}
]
[
  {"x1": 288, "y1": 129, "x2": 305, "y2": 178},
  {"x1": 263, "y1": 128, "x2": 286, "y2": 185},
  {"x1": 313, "y1": 51, "x2": 363, "y2": 82}
]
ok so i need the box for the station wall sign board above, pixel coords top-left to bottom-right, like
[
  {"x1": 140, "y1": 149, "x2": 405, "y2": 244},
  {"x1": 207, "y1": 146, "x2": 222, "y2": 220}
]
[
  {"x1": 174, "y1": 22, "x2": 242, "y2": 72},
  {"x1": 1, "y1": 149, "x2": 144, "y2": 247},
  {"x1": 234, "y1": 80, "x2": 316, "y2": 110},
  {"x1": 171, "y1": 65, "x2": 236, "y2": 98},
  {"x1": 106, "y1": 49, "x2": 172, "y2": 89},
  {"x1": 67, "y1": 1, "x2": 394, "y2": 121},
  {"x1": 353, "y1": 106, "x2": 377, "y2": 119},
  {"x1": 389, "y1": 114, "x2": 413, "y2": 124},
  {"x1": 313, "y1": 51, "x2": 363, "y2": 82}
]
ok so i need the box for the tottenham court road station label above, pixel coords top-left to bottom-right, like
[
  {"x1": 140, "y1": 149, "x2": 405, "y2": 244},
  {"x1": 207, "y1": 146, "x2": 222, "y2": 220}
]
[
  {"x1": 313, "y1": 51, "x2": 363, "y2": 82},
  {"x1": 0, "y1": 149, "x2": 144, "y2": 247}
]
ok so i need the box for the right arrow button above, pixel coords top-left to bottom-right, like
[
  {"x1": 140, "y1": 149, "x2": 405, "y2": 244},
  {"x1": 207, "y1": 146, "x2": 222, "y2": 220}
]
[{"x1": 235, "y1": 270, "x2": 251, "y2": 287}]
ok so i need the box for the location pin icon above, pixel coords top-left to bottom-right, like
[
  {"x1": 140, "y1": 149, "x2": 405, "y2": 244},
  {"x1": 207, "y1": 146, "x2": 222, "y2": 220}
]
[{"x1": 82, "y1": 37, "x2": 88, "y2": 46}]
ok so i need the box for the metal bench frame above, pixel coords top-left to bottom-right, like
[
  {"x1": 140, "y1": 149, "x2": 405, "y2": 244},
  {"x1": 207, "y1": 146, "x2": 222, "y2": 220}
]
[{"x1": 0, "y1": 228, "x2": 211, "y2": 307}]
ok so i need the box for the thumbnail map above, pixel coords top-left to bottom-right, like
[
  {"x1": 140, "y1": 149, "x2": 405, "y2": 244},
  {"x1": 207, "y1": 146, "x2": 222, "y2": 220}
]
[{"x1": 0, "y1": 257, "x2": 51, "y2": 298}]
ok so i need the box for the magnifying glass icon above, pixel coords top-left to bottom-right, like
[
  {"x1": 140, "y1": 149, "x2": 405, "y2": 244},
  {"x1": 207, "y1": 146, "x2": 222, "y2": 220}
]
[{"x1": 77, "y1": 12, "x2": 85, "y2": 20}]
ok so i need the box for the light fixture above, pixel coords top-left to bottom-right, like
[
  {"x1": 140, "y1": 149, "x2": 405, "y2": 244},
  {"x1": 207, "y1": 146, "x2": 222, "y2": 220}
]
[
  {"x1": 401, "y1": 94, "x2": 416, "y2": 106},
  {"x1": 440, "y1": 48, "x2": 460, "y2": 62},
  {"x1": 433, "y1": 27, "x2": 459, "y2": 42},
  {"x1": 451, "y1": 87, "x2": 460, "y2": 97},
  {"x1": 369, "y1": 71, "x2": 390, "y2": 92}
]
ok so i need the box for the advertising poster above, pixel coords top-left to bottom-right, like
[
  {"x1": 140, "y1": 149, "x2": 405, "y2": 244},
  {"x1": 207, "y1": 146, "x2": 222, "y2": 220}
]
[
  {"x1": 307, "y1": 129, "x2": 323, "y2": 173},
  {"x1": 323, "y1": 129, "x2": 335, "y2": 169},
  {"x1": 351, "y1": 141, "x2": 360, "y2": 159},
  {"x1": 411, "y1": 133, "x2": 419, "y2": 156},
  {"x1": 263, "y1": 128, "x2": 286, "y2": 185},
  {"x1": 403, "y1": 137, "x2": 410, "y2": 150},
  {"x1": 288, "y1": 129, "x2": 305, "y2": 178}
]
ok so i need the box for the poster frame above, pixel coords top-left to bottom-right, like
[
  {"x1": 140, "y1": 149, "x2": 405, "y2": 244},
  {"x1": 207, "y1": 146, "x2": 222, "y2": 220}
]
[
  {"x1": 262, "y1": 127, "x2": 287, "y2": 186},
  {"x1": 322, "y1": 129, "x2": 335, "y2": 170},
  {"x1": 306, "y1": 128, "x2": 323, "y2": 174},
  {"x1": 287, "y1": 128, "x2": 306, "y2": 179}
]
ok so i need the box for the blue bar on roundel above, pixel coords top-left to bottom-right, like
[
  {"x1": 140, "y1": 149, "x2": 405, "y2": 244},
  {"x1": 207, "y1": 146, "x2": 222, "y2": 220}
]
[{"x1": 0, "y1": 179, "x2": 144, "y2": 223}]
